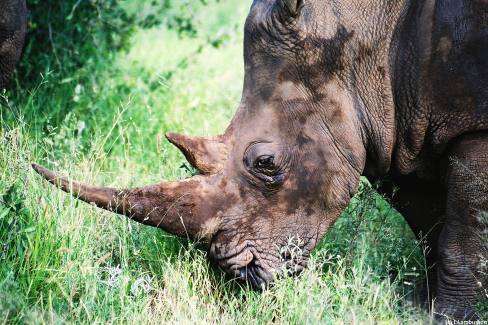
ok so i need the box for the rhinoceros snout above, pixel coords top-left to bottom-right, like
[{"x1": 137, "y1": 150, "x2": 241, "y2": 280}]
[
  {"x1": 209, "y1": 235, "x2": 313, "y2": 288},
  {"x1": 236, "y1": 255, "x2": 307, "y2": 289},
  {"x1": 209, "y1": 240, "x2": 275, "y2": 288}
]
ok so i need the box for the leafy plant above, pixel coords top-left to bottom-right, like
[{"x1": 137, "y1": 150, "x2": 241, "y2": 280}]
[{"x1": 0, "y1": 181, "x2": 33, "y2": 265}]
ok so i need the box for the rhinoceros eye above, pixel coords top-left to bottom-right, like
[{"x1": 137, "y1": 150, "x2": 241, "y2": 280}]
[
  {"x1": 254, "y1": 155, "x2": 275, "y2": 170},
  {"x1": 244, "y1": 142, "x2": 289, "y2": 190}
]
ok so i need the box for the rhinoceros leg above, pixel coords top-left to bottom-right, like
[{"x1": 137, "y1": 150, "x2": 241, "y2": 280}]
[
  {"x1": 379, "y1": 175, "x2": 445, "y2": 306},
  {"x1": 436, "y1": 132, "x2": 488, "y2": 320}
]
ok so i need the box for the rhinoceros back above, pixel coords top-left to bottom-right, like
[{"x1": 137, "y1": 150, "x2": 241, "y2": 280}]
[{"x1": 0, "y1": 0, "x2": 27, "y2": 88}]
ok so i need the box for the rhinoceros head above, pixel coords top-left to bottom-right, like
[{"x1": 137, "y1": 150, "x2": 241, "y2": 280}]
[{"x1": 34, "y1": 0, "x2": 375, "y2": 288}]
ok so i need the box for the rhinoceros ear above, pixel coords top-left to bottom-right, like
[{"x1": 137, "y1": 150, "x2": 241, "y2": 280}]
[
  {"x1": 166, "y1": 132, "x2": 227, "y2": 175},
  {"x1": 280, "y1": 0, "x2": 303, "y2": 17}
]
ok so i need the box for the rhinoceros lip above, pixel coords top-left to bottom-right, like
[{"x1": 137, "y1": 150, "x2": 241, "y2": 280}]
[
  {"x1": 238, "y1": 263, "x2": 268, "y2": 289},
  {"x1": 209, "y1": 235, "x2": 313, "y2": 288},
  {"x1": 209, "y1": 240, "x2": 274, "y2": 288},
  {"x1": 224, "y1": 249, "x2": 308, "y2": 289}
]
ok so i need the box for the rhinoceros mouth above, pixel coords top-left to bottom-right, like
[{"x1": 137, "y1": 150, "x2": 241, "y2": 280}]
[
  {"x1": 236, "y1": 252, "x2": 308, "y2": 289},
  {"x1": 209, "y1": 237, "x2": 312, "y2": 288},
  {"x1": 238, "y1": 262, "x2": 270, "y2": 288},
  {"x1": 209, "y1": 239, "x2": 275, "y2": 287}
]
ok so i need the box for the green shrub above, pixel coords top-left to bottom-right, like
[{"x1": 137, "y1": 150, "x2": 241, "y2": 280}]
[
  {"x1": 4, "y1": 0, "x2": 213, "y2": 130},
  {"x1": 20, "y1": 0, "x2": 212, "y2": 83},
  {"x1": 19, "y1": 0, "x2": 134, "y2": 83}
]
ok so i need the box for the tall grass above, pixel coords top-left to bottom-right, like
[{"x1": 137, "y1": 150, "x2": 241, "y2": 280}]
[{"x1": 0, "y1": 0, "x2": 432, "y2": 323}]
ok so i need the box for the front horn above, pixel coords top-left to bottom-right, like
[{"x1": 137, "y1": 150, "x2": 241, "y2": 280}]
[{"x1": 32, "y1": 163, "x2": 211, "y2": 238}]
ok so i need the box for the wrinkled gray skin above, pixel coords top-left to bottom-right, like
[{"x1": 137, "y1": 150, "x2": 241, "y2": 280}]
[
  {"x1": 0, "y1": 0, "x2": 26, "y2": 88},
  {"x1": 32, "y1": 0, "x2": 488, "y2": 321}
]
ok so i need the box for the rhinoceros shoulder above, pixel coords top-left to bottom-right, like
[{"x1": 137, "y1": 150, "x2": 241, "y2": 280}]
[{"x1": 392, "y1": 0, "x2": 488, "y2": 178}]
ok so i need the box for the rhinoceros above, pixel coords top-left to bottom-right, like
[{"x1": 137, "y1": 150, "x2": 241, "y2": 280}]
[
  {"x1": 31, "y1": 0, "x2": 487, "y2": 320},
  {"x1": 0, "y1": 0, "x2": 26, "y2": 88}
]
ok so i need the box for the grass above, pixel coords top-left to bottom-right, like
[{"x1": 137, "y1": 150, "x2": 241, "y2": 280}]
[{"x1": 0, "y1": 0, "x2": 433, "y2": 323}]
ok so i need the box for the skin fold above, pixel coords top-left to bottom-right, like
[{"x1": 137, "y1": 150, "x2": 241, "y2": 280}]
[{"x1": 31, "y1": 0, "x2": 487, "y2": 321}]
